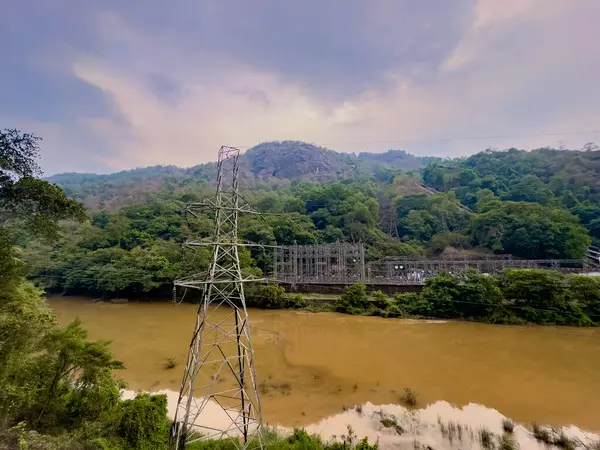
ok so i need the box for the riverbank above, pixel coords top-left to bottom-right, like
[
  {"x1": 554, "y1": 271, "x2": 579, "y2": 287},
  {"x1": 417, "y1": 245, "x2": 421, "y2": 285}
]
[
  {"x1": 49, "y1": 297, "x2": 600, "y2": 431},
  {"x1": 124, "y1": 388, "x2": 600, "y2": 450},
  {"x1": 245, "y1": 270, "x2": 600, "y2": 327}
]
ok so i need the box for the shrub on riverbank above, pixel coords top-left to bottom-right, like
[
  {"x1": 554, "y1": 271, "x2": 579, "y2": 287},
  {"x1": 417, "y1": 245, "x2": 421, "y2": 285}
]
[
  {"x1": 246, "y1": 284, "x2": 287, "y2": 309},
  {"x1": 260, "y1": 270, "x2": 600, "y2": 326},
  {"x1": 338, "y1": 283, "x2": 370, "y2": 314},
  {"x1": 405, "y1": 269, "x2": 599, "y2": 325}
]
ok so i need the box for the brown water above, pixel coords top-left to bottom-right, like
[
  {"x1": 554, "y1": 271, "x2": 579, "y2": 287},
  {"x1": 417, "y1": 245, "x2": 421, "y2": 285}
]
[{"x1": 49, "y1": 297, "x2": 600, "y2": 431}]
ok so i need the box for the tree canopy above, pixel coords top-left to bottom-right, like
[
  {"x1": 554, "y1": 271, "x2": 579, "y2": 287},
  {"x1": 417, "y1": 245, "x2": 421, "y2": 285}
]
[
  {"x1": 1, "y1": 129, "x2": 85, "y2": 239},
  {"x1": 1, "y1": 128, "x2": 174, "y2": 448},
  {"x1": 13, "y1": 139, "x2": 599, "y2": 297}
]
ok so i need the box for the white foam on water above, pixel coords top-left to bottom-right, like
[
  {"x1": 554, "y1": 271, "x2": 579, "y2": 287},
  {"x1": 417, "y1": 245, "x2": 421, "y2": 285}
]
[{"x1": 122, "y1": 389, "x2": 599, "y2": 450}]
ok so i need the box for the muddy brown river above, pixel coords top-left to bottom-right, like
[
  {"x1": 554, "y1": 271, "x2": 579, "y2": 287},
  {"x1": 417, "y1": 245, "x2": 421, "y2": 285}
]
[{"x1": 49, "y1": 297, "x2": 600, "y2": 432}]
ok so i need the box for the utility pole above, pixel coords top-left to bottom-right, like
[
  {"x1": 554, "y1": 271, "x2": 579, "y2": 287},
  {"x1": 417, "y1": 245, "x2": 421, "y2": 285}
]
[{"x1": 171, "y1": 146, "x2": 264, "y2": 450}]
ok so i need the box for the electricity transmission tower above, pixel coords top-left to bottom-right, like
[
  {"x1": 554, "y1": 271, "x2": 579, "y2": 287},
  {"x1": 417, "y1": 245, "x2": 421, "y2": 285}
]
[{"x1": 171, "y1": 146, "x2": 264, "y2": 450}]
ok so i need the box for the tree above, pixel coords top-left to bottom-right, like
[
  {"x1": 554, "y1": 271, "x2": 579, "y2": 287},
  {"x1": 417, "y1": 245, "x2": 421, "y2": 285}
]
[
  {"x1": 502, "y1": 175, "x2": 555, "y2": 205},
  {"x1": 421, "y1": 271, "x2": 504, "y2": 320},
  {"x1": 499, "y1": 269, "x2": 591, "y2": 325},
  {"x1": 566, "y1": 275, "x2": 600, "y2": 320},
  {"x1": 1, "y1": 129, "x2": 86, "y2": 293},
  {"x1": 0, "y1": 128, "x2": 173, "y2": 450},
  {"x1": 1, "y1": 129, "x2": 85, "y2": 241},
  {"x1": 470, "y1": 201, "x2": 591, "y2": 259},
  {"x1": 421, "y1": 272, "x2": 461, "y2": 318}
]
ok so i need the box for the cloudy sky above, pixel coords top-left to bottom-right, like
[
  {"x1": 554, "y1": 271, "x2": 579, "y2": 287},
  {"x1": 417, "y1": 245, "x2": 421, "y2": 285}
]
[{"x1": 2, "y1": 0, "x2": 600, "y2": 174}]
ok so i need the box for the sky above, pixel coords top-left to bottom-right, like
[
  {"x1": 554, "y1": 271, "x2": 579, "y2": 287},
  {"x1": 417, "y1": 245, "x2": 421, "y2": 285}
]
[{"x1": 2, "y1": 0, "x2": 600, "y2": 175}]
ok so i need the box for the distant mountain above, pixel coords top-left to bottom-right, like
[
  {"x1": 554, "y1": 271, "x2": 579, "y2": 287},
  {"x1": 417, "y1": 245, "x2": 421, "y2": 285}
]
[
  {"x1": 241, "y1": 141, "x2": 359, "y2": 180},
  {"x1": 242, "y1": 141, "x2": 436, "y2": 179},
  {"x1": 46, "y1": 140, "x2": 436, "y2": 208},
  {"x1": 357, "y1": 149, "x2": 441, "y2": 171}
]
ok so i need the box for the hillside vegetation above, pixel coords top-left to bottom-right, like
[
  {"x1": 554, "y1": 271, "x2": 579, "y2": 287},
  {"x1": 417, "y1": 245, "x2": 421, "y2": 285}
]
[
  {"x1": 23, "y1": 141, "x2": 599, "y2": 299},
  {"x1": 46, "y1": 141, "x2": 436, "y2": 209},
  {"x1": 423, "y1": 146, "x2": 600, "y2": 243}
]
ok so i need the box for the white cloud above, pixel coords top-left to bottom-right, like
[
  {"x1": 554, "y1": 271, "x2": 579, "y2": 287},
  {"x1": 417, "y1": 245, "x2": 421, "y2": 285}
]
[{"x1": 68, "y1": 0, "x2": 600, "y2": 171}]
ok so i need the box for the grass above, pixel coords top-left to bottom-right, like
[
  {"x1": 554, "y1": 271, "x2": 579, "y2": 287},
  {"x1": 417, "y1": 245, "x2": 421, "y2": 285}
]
[
  {"x1": 554, "y1": 431, "x2": 577, "y2": 450},
  {"x1": 438, "y1": 418, "x2": 465, "y2": 443},
  {"x1": 164, "y1": 357, "x2": 177, "y2": 369},
  {"x1": 379, "y1": 415, "x2": 404, "y2": 436},
  {"x1": 186, "y1": 427, "x2": 380, "y2": 450},
  {"x1": 401, "y1": 388, "x2": 418, "y2": 406},
  {"x1": 478, "y1": 427, "x2": 495, "y2": 450},
  {"x1": 531, "y1": 425, "x2": 578, "y2": 450},
  {"x1": 499, "y1": 433, "x2": 517, "y2": 450},
  {"x1": 259, "y1": 381, "x2": 292, "y2": 396},
  {"x1": 532, "y1": 424, "x2": 551, "y2": 443},
  {"x1": 502, "y1": 418, "x2": 515, "y2": 433}
]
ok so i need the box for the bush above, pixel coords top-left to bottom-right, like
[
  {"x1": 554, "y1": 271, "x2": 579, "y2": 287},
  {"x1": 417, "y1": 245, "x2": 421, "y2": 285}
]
[
  {"x1": 499, "y1": 433, "x2": 517, "y2": 450},
  {"x1": 532, "y1": 424, "x2": 551, "y2": 443},
  {"x1": 502, "y1": 418, "x2": 515, "y2": 433},
  {"x1": 371, "y1": 290, "x2": 390, "y2": 310},
  {"x1": 116, "y1": 394, "x2": 171, "y2": 450},
  {"x1": 246, "y1": 284, "x2": 286, "y2": 309},
  {"x1": 164, "y1": 357, "x2": 177, "y2": 369},
  {"x1": 338, "y1": 283, "x2": 369, "y2": 314},
  {"x1": 393, "y1": 292, "x2": 431, "y2": 316},
  {"x1": 478, "y1": 427, "x2": 494, "y2": 449},
  {"x1": 401, "y1": 388, "x2": 418, "y2": 406},
  {"x1": 355, "y1": 436, "x2": 379, "y2": 450},
  {"x1": 292, "y1": 294, "x2": 307, "y2": 309},
  {"x1": 428, "y1": 231, "x2": 471, "y2": 255}
]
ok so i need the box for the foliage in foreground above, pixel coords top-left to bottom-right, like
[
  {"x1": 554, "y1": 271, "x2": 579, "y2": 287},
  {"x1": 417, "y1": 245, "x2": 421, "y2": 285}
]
[
  {"x1": 1, "y1": 128, "x2": 173, "y2": 449},
  {"x1": 0, "y1": 281, "x2": 172, "y2": 449},
  {"x1": 187, "y1": 428, "x2": 378, "y2": 450}
]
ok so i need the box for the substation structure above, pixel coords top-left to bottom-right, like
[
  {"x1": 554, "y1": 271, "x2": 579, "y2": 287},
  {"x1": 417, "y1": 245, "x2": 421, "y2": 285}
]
[{"x1": 272, "y1": 243, "x2": 590, "y2": 289}]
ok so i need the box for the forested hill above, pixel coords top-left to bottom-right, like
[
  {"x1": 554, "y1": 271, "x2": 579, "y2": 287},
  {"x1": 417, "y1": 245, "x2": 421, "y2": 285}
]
[
  {"x1": 25, "y1": 142, "x2": 600, "y2": 299},
  {"x1": 46, "y1": 141, "x2": 436, "y2": 209},
  {"x1": 422, "y1": 146, "x2": 600, "y2": 244}
]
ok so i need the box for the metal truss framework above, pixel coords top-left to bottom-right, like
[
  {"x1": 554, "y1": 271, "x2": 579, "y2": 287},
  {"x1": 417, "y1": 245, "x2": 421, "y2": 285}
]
[
  {"x1": 171, "y1": 146, "x2": 263, "y2": 450},
  {"x1": 273, "y1": 243, "x2": 588, "y2": 286},
  {"x1": 273, "y1": 243, "x2": 365, "y2": 285},
  {"x1": 364, "y1": 258, "x2": 587, "y2": 285}
]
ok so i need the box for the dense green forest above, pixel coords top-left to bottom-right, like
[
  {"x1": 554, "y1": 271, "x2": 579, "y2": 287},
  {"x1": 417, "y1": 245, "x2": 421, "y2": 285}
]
[
  {"x1": 423, "y1": 146, "x2": 600, "y2": 244},
  {"x1": 45, "y1": 141, "x2": 436, "y2": 209},
  {"x1": 23, "y1": 142, "x2": 599, "y2": 299}
]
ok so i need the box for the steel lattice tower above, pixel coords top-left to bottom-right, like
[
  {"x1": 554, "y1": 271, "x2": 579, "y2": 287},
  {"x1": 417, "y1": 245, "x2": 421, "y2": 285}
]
[{"x1": 171, "y1": 146, "x2": 264, "y2": 450}]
